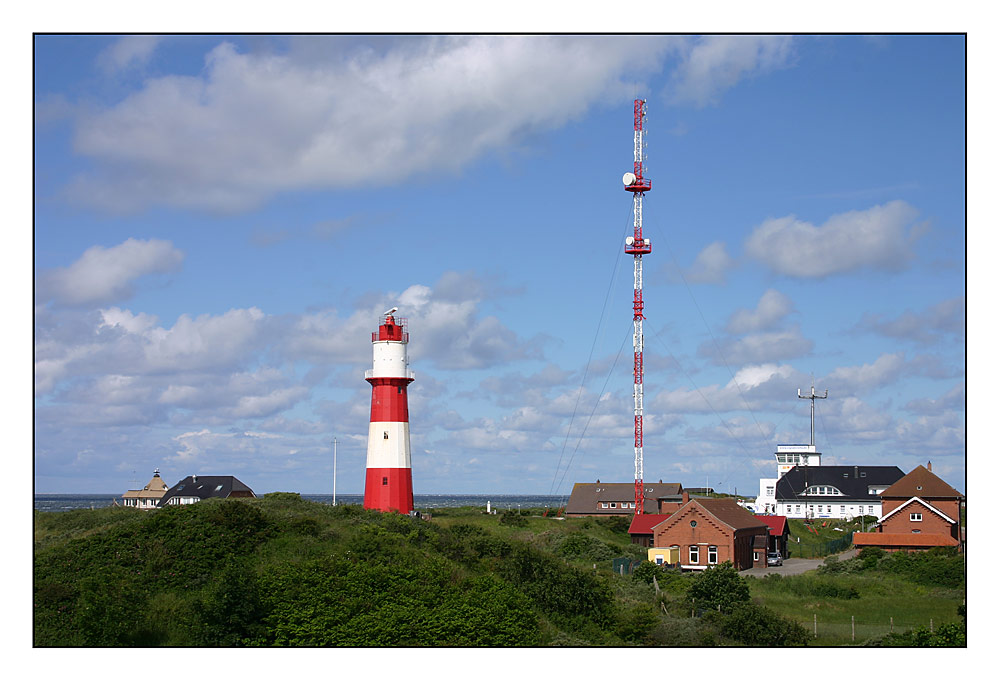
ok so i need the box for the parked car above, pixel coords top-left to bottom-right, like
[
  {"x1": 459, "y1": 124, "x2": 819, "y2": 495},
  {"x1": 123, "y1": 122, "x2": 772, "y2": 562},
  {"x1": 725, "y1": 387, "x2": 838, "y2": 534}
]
[{"x1": 766, "y1": 551, "x2": 783, "y2": 566}]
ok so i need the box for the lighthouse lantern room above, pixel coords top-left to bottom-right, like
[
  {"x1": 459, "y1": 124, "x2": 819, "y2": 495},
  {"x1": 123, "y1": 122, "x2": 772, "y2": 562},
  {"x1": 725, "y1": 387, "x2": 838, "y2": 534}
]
[{"x1": 363, "y1": 309, "x2": 415, "y2": 514}]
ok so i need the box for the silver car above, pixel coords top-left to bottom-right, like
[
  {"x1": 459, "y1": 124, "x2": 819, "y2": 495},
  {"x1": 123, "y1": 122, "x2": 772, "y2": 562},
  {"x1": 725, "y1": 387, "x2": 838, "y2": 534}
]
[{"x1": 766, "y1": 551, "x2": 783, "y2": 566}]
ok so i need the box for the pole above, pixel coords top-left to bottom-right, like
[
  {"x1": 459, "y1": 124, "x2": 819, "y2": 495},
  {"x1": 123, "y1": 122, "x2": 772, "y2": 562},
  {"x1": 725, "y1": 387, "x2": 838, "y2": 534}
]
[
  {"x1": 797, "y1": 379, "x2": 828, "y2": 447},
  {"x1": 332, "y1": 438, "x2": 337, "y2": 506}
]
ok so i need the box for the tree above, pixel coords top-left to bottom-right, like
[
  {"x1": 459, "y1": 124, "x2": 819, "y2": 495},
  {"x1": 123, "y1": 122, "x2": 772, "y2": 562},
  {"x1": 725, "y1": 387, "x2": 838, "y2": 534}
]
[{"x1": 686, "y1": 561, "x2": 750, "y2": 613}]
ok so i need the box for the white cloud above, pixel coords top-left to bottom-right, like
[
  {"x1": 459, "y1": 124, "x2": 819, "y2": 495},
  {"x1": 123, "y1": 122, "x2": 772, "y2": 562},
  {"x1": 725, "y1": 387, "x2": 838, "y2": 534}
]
[
  {"x1": 668, "y1": 35, "x2": 795, "y2": 107},
  {"x1": 824, "y1": 353, "x2": 907, "y2": 393},
  {"x1": 856, "y1": 296, "x2": 965, "y2": 345},
  {"x1": 700, "y1": 326, "x2": 813, "y2": 366},
  {"x1": 744, "y1": 201, "x2": 921, "y2": 278},
  {"x1": 684, "y1": 241, "x2": 736, "y2": 284},
  {"x1": 96, "y1": 36, "x2": 163, "y2": 74},
  {"x1": 38, "y1": 238, "x2": 183, "y2": 306},
  {"x1": 726, "y1": 289, "x2": 794, "y2": 334},
  {"x1": 68, "y1": 36, "x2": 671, "y2": 213}
]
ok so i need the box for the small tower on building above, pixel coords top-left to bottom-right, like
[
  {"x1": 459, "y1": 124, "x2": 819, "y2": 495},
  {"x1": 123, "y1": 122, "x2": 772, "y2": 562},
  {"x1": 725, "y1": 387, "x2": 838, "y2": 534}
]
[{"x1": 363, "y1": 308, "x2": 415, "y2": 514}]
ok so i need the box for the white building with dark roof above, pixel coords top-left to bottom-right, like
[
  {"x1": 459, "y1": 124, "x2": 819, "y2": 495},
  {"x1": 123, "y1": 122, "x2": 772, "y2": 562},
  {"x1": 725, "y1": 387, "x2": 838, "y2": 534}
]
[{"x1": 158, "y1": 475, "x2": 256, "y2": 507}]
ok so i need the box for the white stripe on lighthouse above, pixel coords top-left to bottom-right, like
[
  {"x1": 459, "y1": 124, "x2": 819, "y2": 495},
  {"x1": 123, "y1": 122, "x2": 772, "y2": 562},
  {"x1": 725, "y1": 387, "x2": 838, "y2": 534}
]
[{"x1": 366, "y1": 421, "x2": 412, "y2": 469}]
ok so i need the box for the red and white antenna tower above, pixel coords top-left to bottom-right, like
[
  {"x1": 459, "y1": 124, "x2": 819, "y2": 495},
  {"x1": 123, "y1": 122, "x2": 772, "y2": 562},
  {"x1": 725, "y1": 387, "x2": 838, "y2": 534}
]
[{"x1": 623, "y1": 98, "x2": 651, "y2": 515}]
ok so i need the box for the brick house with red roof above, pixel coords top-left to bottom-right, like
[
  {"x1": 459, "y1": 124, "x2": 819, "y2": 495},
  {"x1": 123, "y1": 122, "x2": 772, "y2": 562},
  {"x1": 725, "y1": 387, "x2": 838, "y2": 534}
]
[
  {"x1": 852, "y1": 463, "x2": 963, "y2": 554},
  {"x1": 648, "y1": 493, "x2": 770, "y2": 571}
]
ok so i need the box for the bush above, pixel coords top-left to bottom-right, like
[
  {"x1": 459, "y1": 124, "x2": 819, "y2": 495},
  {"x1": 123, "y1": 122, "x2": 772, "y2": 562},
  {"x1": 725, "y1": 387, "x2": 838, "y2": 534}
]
[
  {"x1": 556, "y1": 532, "x2": 616, "y2": 562},
  {"x1": 499, "y1": 510, "x2": 528, "y2": 527},
  {"x1": 631, "y1": 560, "x2": 662, "y2": 584},
  {"x1": 687, "y1": 562, "x2": 750, "y2": 613},
  {"x1": 720, "y1": 602, "x2": 809, "y2": 646}
]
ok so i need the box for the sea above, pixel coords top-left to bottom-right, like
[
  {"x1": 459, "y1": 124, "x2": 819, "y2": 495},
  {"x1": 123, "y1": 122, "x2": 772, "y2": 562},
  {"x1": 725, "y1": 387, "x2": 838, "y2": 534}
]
[{"x1": 33, "y1": 493, "x2": 569, "y2": 513}]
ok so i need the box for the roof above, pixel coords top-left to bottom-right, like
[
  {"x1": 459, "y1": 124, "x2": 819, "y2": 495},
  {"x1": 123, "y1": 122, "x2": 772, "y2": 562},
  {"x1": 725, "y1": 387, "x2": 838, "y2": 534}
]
[
  {"x1": 628, "y1": 513, "x2": 673, "y2": 535},
  {"x1": 755, "y1": 515, "x2": 789, "y2": 536},
  {"x1": 565, "y1": 482, "x2": 683, "y2": 515},
  {"x1": 123, "y1": 471, "x2": 169, "y2": 499},
  {"x1": 853, "y1": 532, "x2": 960, "y2": 548},
  {"x1": 881, "y1": 465, "x2": 962, "y2": 499},
  {"x1": 878, "y1": 497, "x2": 957, "y2": 525},
  {"x1": 158, "y1": 475, "x2": 255, "y2": 506},
  {"x1": 696, "y1": 498, "x2": 769, "y2": 531},
  {"x1": 775, "y1": 465, "x2": 904, "y2": 501}
]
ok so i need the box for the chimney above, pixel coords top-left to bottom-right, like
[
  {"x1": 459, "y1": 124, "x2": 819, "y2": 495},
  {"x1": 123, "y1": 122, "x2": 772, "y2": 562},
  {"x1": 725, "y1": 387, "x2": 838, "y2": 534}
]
[
  {"x1": 927, "y1": 461, "x2": 932, "y2": 472},
  {"x1": 682, "y1": 491, "x2": 690, "y2": 504},
  {"x1": 192, "y1": 474, "x2": 197, "y2": 483}
]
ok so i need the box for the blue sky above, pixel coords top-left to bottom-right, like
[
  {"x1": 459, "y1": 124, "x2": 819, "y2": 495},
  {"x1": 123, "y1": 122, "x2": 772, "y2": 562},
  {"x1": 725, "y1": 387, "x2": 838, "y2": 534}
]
[{"x1": 33, "y1": 34, "x2": 966, "y2": 496}]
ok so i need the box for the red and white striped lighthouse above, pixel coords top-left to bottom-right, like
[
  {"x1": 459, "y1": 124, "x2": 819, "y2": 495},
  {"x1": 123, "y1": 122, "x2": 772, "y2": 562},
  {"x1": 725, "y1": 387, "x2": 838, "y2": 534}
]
[{"x1": 363, "y1": 308, "x2": 415, "y2": 514}]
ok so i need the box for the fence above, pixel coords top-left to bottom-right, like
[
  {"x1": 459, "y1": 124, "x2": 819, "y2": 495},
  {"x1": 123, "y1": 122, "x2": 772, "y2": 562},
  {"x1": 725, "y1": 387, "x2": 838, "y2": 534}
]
[{"x1": 794, "y1": 614, "x2": 947, "y2": 644}]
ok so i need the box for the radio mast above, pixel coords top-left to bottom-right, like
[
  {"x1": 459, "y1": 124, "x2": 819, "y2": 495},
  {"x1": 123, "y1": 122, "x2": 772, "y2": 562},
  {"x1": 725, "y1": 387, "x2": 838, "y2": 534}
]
[{"x1": 623, "y1": 99, "x2": 652, "y2": 514}]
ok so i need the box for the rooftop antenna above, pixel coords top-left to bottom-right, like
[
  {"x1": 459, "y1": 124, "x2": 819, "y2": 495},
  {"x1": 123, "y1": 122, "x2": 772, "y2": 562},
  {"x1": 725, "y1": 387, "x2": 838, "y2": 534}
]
[
  {"x1": 797, "y1": 378, "x2": 828, "y2": 447},
  {"x1": 623, "y1": 98, "x2": 652, "y2": 515}
]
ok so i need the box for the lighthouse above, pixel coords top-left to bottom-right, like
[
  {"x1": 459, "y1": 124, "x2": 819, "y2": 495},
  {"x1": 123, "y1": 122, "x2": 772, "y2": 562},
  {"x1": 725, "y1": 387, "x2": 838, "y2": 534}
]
[{"x1": 363, "y1": 308, "x2": 415, "y2": 514}]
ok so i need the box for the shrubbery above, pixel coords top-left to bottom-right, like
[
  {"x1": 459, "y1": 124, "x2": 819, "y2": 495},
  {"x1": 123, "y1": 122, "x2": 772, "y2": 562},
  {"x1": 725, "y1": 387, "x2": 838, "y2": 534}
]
[{"x1": 819, "y1": 546, "x2": 964, "y2": 588}]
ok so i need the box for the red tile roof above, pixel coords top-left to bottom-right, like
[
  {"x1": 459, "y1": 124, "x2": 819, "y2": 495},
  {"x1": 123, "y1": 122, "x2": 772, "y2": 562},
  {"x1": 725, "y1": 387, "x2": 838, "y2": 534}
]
[
  {"x1": 755, "y1": 515, "x2": 789, "y2": 536},
  {"x1": 627, "y1": 513, "x2": 672, "y2": 535},
  {"x1": 852, "y1": 532, "x2": 960, "y2": 548},
  {"x1": 881, "y1": 465, "x2": 963, "y2": 499}
]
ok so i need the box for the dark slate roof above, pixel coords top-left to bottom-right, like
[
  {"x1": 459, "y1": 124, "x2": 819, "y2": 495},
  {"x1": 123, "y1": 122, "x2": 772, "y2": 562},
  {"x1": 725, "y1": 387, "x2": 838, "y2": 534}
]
[
  {"x1": 881, "y1": 465, "x2": 963, "y2": 499},
  {"x1": 158, "y1": 475, "x2": 255, "y2": 506},
  {"x1": 775, "y1": 465, "x2": 904, "y2": 502},
  {"x1": 566, "y1": 482, "x2": 682, "y2": 515}
]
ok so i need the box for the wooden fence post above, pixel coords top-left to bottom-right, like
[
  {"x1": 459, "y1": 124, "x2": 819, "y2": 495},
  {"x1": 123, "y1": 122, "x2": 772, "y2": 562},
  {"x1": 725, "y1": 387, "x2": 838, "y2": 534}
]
[
  {"x1": 851, "y1": 615, "x2": 855, "y2": 642},
  {"x1": 890, "y1": 616, "x2": 893, "y2": 634},
  {"x1": 930, "y1": 618, "x2": 934, "y2": 633},
  {"x1": 814, "y1": 614, "x2": 817, "y2": 638}
]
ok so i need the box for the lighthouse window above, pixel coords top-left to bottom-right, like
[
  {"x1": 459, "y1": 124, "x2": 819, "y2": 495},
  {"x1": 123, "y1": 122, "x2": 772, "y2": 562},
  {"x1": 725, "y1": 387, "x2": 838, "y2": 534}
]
[
  {"x1": 382, "y1": 477, "x2": 388, "y2": 486},
  {"x1": 384, "y1": 431, "x2": 389, "y2": 440},
  {"x1": 397, "y1": 386, "x2": 403, "y2": 394}
]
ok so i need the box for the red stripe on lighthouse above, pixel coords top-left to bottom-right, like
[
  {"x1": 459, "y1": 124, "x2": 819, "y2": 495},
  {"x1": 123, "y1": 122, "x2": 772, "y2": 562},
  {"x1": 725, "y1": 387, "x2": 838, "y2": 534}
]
[
  {"x1": 367, "y1": 378, "x2": 412, "y2": 422},
  {"x1": 364, "y1": 467, "x2": 414, "y2": 514}
]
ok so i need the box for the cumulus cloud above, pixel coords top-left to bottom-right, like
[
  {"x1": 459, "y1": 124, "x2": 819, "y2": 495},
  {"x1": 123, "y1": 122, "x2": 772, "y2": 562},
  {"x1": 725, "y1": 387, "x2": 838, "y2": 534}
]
[
  {"x1": 744, "y1": 201, "x2": 922, "y2": 278},
  {"x1": 699, "y1": 326, "x2": 812, "y2": 366},
  {"x1": 823, "y1": 353, "x2": 907, "y2": 394},
  {"x1": 684, "y1": 241, "x2": 736, "y2": 284},
  {"x1": 668, "y1": 35, "x2": 795, "y2": 107},
  {"x1": 67, "y1": 36, "x2": 671, "y2": 213},
  {"x1": 38, "y1": 238, "x2": 184, "y2": 306},
  {"x1": 854, "y1": 296, "x2": 965, "y2": 345},
  {"x1": 96, "y1": 35, "x2": 163, "y2": 74},
  {"x1": 726, "y1": 289, "x2": 794, "y2": 334}
]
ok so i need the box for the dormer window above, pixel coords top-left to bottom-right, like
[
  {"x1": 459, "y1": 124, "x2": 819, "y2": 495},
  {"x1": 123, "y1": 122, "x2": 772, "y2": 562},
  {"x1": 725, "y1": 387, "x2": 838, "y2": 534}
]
[{"x1": 804, "y1": 485, "x2": 844, "y2": 496}]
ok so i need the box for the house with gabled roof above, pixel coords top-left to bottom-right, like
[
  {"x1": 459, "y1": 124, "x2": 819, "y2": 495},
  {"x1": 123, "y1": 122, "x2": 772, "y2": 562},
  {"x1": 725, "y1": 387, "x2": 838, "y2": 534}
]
[
  {"x1": 852, "y1": 463, "x2": 963, "y2": 553},
  {"x1": 158, "y1": 474, "x2": 256, "y2": 507},
  {"x1": 565, "y1": 480, "x2": 683, "y2": 517},
  {"x1": 121, "y1": 469, "x2": 169, "y2": 510},
  {"x1": 649, "y1": 492, "x2": 770, "y2": 571}
]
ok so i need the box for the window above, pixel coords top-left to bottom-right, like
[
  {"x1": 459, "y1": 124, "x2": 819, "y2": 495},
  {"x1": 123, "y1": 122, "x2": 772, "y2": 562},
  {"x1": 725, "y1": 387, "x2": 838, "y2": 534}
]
[
  {"x1": 753, "y1": 552, "x2": 760, "y2": 562},
  {"x1": 690, "y1": 520, "x2": 697, "y2": 527},
  {"x1": 766, "y1": 486, "x2": 774, "y2": 496},
  {"x1": 610, "y1": 502, "x2": 617, "y2": 508},
  {"x1": 600, "y1": 502, "x2": 609, "y2": 509},
  {"x1": 689, "y1": 546, "x2": 699, "y2": 564},
  {"x1": 708, "y1": 546, "x2": 718, "y2": 564},
  {"x1": 912, "y1": 529, "x2": 921, "y2": 533},
  {"x1": 840, "y1": 505, "x2": 846, "y2": 514},
  {"x1": 382, "y1": 477, "x2": 388, "y2": 486},
  {"x1": 786, "y1": 505, "x2": 793, "y2": 513},
  {"x1": 655, "y1": 555, "x2": 664, "y2": 565},
  {"x1": 215, "y1": 485, "x2": 223, "y2": 492},
  {"x1": 384, "y1": 431, "x2": 389, "y2": 439},
  {"x1": 910, "y1": 513, "x2": 922, "y2": 522}
]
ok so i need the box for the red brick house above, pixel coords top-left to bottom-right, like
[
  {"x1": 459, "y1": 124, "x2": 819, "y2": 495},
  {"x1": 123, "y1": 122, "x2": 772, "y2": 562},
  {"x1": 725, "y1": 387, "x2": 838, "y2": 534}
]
[
  {"x1": 852, "y1": 463, "x2": 963, "y2": 554},
  {"x1": 650, "y1": 493, "x2": 770, "y2": 571}
]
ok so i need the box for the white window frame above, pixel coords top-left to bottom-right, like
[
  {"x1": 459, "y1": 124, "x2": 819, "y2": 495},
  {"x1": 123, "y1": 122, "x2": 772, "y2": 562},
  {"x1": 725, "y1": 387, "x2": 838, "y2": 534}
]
[
  {"x1": 910, "y1": 513, "x2": 922, "y2": 522},
  {"x1": 708, "y1": 546, "x2": 718, "y2": 564},
  {"x1": 689, "y1": 545, "x2": 699, "y2": 564}
]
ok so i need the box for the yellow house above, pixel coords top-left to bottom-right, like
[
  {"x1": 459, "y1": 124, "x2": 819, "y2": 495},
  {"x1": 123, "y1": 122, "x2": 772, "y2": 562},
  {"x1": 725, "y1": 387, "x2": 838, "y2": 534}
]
[
  {"x1": 121, "y1": 469, "x2": 168, "y2": 510},
  {"x1": 647, "y1": 546, "x2": 680, "y2": 566}
]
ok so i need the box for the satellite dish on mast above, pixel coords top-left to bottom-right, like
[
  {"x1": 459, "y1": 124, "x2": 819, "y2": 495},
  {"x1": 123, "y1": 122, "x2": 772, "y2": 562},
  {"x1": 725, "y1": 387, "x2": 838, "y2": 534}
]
[{"x1": 622, "y1": 172, "x2": 636, "y2": 186}]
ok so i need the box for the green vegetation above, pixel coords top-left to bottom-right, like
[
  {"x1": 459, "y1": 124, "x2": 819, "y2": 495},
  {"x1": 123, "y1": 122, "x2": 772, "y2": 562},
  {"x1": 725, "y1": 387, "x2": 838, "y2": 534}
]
[{"x1": 34, "y1": 499, "x2": 965, "y2": 647}]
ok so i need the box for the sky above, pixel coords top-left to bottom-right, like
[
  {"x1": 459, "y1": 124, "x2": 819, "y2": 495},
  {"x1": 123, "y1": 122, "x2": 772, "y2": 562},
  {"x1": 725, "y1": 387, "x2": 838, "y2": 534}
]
[{"x1": 33, "y1": 33, "x2": 968, "y2": 497}]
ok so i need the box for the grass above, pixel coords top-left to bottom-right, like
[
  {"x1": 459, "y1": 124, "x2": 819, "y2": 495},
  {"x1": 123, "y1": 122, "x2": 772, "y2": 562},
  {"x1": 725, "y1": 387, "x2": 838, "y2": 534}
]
[{"x1": 750, "y1": 570, "x2": 965, "y2": 645}]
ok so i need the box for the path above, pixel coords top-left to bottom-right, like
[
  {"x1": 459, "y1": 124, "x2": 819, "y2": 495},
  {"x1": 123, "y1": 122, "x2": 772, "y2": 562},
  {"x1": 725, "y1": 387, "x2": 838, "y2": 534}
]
[{"x1": 743, "y1": 548, "x2": 855, "y2": 577}]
